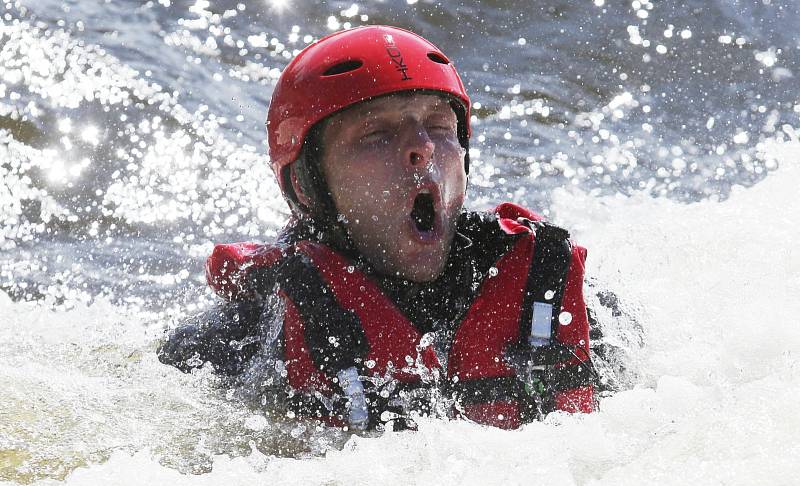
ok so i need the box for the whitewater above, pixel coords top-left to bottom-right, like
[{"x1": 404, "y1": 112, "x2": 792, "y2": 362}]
[{"x1": 2, "y1": 133, "x2": 797, "y2": 485}]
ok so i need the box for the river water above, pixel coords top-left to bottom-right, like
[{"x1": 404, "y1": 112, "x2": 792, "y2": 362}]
[{"x1": 1, "y1": 0, "x2": 799, "y2": 484}]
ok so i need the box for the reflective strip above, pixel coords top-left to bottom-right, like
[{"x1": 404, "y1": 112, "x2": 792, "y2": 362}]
[
  {"x1": 530, "y1": 302, "x2": 553, "y2": 347},
  {"x1": 337, "y1": 367, "x2": 369, "y2": 430}
]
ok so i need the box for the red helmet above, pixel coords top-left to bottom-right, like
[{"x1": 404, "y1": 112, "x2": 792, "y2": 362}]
[{"x1": 267, "y1": 25, "x2": 471, "y2": 193}]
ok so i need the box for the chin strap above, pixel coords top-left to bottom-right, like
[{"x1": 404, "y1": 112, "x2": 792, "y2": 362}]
[{"x1": 282, "y1": 122, "x2": 356, "y2": 253}]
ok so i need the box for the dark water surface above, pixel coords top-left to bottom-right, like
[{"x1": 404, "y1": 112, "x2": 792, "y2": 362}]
[{"x1": 1, "y1": 0, "x2": 798, "y2": 306}]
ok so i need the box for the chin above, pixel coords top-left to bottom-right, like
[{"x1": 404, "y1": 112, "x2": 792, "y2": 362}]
[
  {"x1": 386, "y1": 246, "x2": 450, "y2": 282},
  {"x1": 399, "y1": 263, "x2": 444, "y2": 283},
  {"x1": 354, "y1": 221, "x2": 456, "y2": 282}
]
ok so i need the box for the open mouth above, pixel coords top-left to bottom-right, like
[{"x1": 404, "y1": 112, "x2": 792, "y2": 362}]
[{"x1": 410, "y1": 191, "x2": 436, "y2": 233}]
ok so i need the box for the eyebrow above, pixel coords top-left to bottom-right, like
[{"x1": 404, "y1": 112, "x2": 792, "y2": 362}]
[{"x1": 362, "y1": 93, "x2": 452, "y2": 112}]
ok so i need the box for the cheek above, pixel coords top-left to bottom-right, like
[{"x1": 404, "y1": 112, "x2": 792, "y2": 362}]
[
  {"x1": 444, "y1": 181, "x2": 466, "y2": 212},
  {"x1": 437, "y1": 144, "x2": 468, "y2": 202},
  {"x1": 326, "y1": 151, "x2": 403, "y2": 212}
]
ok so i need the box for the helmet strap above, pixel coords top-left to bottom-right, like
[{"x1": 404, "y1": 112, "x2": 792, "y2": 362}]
[{"x1": 285, "y1": 130, "x2": 358, "y2": 254}]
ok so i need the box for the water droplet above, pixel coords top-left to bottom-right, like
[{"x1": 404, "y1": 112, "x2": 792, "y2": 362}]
[
  {"x1": 418, "y1": 332, "x2": 435, "y2": 348},
  {"x1": 544, "y1": 290, "x2": 555, "y2": 300},
  {"x1": 275, "y1": 360, "x2": 288, "y2": 377},
  {"x1": 290, "y1": 424, "x2": 306, "y2": 438},
  {"x1": 559, "y1": 311, "x2": 573, "y2": 325},
  {"x1": 488, "y1": 266, "x2": 498, "y2": 277},
  {"x1": 365, "y1": 359, "x2": 376, "y2": 369},
  {"x1": 244, "y1": 414, "x2": 268, "y2": 431},
  {"x1": 347, "y1": 265, "x2": 355, "y2": 273}
]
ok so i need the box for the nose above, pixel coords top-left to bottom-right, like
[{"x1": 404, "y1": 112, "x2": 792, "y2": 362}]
[{"x1": 405, "y1": 126, "x2": 435, "y2": 168}]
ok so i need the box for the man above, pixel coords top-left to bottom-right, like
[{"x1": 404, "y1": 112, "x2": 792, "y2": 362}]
[{"x1": 159, "y1": 25, "x2": 596, "y2": 430}]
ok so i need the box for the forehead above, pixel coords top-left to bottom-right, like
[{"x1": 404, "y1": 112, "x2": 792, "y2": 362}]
[{"x1": 331, "y1": 92, "x2": 455, "y2": 124}]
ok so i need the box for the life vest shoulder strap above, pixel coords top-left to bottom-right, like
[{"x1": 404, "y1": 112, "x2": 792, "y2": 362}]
[
  {"x1": 490, "y1": 201, "x2": 575, "y2": 347},
  {"x1": 493, "y1": 202, "x2": 587, "y2": 352},
  {"x1": 518, "y1": 218, "x2": 573, "y2": 344}
]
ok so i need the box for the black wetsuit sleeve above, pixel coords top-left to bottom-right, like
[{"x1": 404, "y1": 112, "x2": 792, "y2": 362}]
[{"x1": 157, "y1": 300, "x2": 264, "y2": 376}]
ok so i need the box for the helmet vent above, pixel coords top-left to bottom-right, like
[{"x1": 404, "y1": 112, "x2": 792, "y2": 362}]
[
  {"x1": 427, "y1": 52, "x2": 450, "y2": 64},
  {"x1": 322, "y1": 60, "x2": 363, "y2": 76}
]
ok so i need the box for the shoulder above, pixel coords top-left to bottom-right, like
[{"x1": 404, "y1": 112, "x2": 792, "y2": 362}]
[
  {"x1": 205, "y1": 219, "x2": 330, "y2": 301},
  {"x1": 494, "y1": 202, "x2": 545, "y2": 224},
  {"x1": 457, "y1": 202, "x2": 545, "y2": 242},
  {"x1": 458, "y1": 202, "x2": 586, "y2": 262},
  {"x1": 206, "y1": 242, "x2": 287, "y2": 300}
]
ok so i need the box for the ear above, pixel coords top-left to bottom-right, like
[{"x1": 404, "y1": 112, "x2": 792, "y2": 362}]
[{"x1": 289, "y1": 164, "x2": 314, "y2": 210}]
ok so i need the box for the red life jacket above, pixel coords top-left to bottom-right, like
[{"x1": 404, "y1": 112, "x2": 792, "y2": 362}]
[{"x1": 205, "y1": 203, "x2": 593, "y2": 429}]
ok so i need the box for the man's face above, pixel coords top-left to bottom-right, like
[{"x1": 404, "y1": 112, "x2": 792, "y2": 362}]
[{"x1": 319, "y1": 92, "x2": 467, "y2": 282}]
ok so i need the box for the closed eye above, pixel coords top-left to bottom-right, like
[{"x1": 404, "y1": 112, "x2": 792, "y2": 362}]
[
  {"x1": 425, "y1": 114, "x2": 457, "y2": 134},
  {"x1": 426, "y1": 124, "x2": 457, "y2": 136},
  {"x1": 360, "y1": 129, "x2": 391, "y2": 143}
]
